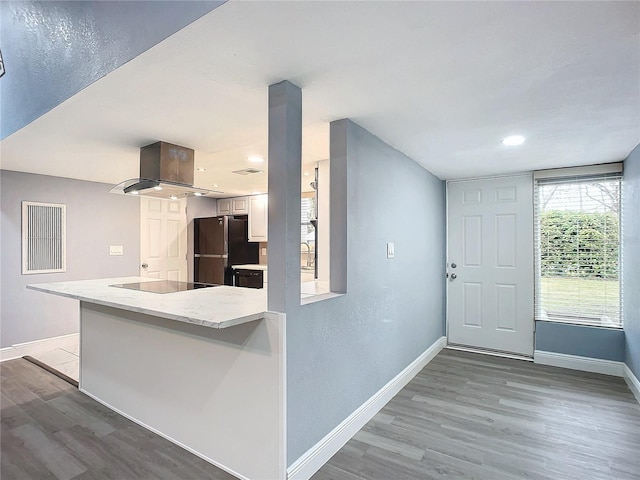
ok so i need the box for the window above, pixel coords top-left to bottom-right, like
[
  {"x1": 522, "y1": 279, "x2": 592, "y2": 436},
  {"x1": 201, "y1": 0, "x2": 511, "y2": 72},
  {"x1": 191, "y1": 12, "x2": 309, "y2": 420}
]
[
  {"x1": 301, "y1": 195, "x2": 316, "y2": 248},
  {"x1": 22, "y1": 201, "x2": 66, "y2": 274},
  {"x1": 534, "y1": 164, "x2": 622, "y2": 328}
]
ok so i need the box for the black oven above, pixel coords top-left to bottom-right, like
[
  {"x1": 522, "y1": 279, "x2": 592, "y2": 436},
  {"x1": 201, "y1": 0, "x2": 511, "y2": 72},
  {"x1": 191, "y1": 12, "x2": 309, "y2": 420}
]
[{"x1": 233, "y1": 269, "x2": 264, "y2": 289}]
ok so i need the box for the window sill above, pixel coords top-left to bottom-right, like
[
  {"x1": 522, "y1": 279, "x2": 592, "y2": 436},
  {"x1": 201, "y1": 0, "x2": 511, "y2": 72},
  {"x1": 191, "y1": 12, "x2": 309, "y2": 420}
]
[
  {"x1": 301, "y1": 291, "x2": 344, "y2": 305},
  {"x1": 300, "y1": 280, "x2": 344, "y2": 305},
  {"x1": 536, "y1": 319, "x2": 623, "y2": 330}
]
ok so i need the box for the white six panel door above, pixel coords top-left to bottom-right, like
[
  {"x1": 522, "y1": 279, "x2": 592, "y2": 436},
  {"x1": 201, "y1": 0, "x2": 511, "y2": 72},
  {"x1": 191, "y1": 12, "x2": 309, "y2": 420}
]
[
  {"x1": 140, "y1": 197, "x2": 187, "y2": 281},
  {"x1": 447, "y1": 175, "x2": 534, "y2": 356}
]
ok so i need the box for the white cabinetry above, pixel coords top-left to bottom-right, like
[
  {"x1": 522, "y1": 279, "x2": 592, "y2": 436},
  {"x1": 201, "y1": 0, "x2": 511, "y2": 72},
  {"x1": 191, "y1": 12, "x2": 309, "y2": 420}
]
[
  {"x1": 231, "y1": 197, "x2": 248, "y2": 214},
  {"x1": 217, "y1": 198, "x2": 232, "y2": 215},
  {"x1": 217, "y1": 197, "x2": 248, "y2": 215},
  {"x1": 248, "y1": 194, "x2": 268, "y2": 242},
  {"x1": 218, "y1": 195, "x2": 267, "y2": 241}
]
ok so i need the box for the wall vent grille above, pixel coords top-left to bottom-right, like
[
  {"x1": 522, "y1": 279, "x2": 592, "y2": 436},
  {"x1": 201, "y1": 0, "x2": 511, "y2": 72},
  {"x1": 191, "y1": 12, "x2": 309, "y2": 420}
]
[{"x1": 22, "y1": 201, "x2": 66, "y2": 274}]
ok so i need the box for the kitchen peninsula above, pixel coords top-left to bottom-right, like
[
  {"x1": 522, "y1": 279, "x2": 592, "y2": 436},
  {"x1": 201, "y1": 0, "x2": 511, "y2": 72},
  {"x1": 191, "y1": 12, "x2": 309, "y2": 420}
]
[
  {"x1": 28, "y1": 277, "x2": 285, "y2": 480},
  {"x1": 28, "y1": 277, "x2": 268, "y2": 328}
]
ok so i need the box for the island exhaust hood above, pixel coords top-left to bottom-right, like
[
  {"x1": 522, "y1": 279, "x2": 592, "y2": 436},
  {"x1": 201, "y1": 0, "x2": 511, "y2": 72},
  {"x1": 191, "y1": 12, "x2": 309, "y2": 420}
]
[{"x1": 110, "y1": 141, "x2": 220, "y2": 199}]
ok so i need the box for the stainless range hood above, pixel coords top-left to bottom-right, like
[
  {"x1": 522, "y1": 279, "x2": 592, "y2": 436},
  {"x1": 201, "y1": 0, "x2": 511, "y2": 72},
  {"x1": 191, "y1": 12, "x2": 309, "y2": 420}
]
[{"x1": 110, "y1": 141, "x2": 220, "y2": 199}]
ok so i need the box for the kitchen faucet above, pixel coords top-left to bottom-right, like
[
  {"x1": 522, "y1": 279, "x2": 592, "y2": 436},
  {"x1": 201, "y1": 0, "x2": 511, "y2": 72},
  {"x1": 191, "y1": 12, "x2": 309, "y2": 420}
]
[{"x1": 301, "y1": 242, "x2": 312, "y2": 268}]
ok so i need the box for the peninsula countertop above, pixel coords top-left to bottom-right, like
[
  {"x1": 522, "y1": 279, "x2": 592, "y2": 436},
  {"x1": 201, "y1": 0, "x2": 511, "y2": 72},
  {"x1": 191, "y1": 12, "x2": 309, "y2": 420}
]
[{"x1": 27, "y1": 277, "x2": 267, "y2": 329}]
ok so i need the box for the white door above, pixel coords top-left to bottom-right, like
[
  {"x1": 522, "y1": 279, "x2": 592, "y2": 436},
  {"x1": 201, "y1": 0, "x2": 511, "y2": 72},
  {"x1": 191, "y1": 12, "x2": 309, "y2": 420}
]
[
  {"x1": 140, "y1": 197, "x2": 187, "y2": 281},
  {"x1": 447, "y1": 174, "x2": 534, "y2": 356}
]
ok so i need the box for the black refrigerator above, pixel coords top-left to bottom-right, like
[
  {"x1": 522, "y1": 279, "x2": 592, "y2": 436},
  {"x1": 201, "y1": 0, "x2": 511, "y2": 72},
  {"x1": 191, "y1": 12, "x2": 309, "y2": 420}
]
[{"x1": 194, "y1": 215, "x2": 259, "y2": 286}]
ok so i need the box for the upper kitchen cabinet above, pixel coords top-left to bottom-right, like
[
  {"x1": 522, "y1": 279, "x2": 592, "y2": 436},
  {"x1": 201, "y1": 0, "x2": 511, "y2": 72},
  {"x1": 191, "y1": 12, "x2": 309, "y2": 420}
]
[
  {"x1": 217, "y1": 198, "x2": 231, "y2": 215},
  {"x1": 231, "y1": 197, "x2": 249, "y2": 214},
  {"x1": 217, "y1": 197, "x2": 248, "y2": 215},
  {"x1": 248, "y1": 194, "x2": 268, "y2": 242}
]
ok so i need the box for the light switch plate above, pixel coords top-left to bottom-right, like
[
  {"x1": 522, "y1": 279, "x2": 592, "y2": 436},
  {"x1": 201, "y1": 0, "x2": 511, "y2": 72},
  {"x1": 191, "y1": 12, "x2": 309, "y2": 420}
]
[
  {"x1": 261, "y1": 248, "x2": 267, "y2": 256},
  {"x1": 387, "y1": 242, "x2": 395, "y2": 259},
  {"x1": 109, "y1": 245, "x2": 123, "y2": 256}
]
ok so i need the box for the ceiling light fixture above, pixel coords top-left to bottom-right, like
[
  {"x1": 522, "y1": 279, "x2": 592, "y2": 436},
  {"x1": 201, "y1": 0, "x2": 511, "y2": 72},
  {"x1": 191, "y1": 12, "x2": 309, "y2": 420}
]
[
  {"x1": 501, "y1": 135, "x2": 526, "y2": 146},
  {"x1": 213, "y1": 184, "x2": 219, "y2": 187},
  {"x1": 130, "y1": 190, "x2": 139, "y2": 195},
  {"x1": 248, "y1": 155, "x2": 264, "y2": 163}
]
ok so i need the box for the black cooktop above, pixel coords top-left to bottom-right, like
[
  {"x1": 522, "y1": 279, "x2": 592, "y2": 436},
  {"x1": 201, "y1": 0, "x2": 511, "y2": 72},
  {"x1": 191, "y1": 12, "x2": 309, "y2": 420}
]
[{"x1": 110, "y1": 280, "x2": 219, "y2": 294}]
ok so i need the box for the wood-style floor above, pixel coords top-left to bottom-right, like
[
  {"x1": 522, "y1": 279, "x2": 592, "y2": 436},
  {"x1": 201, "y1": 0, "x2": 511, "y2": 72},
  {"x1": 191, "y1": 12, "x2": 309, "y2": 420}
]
[
  {"x1": 312, "y1": 349, "x2": 640, "y2": 480},
  {"x1": 1, "y1": 358, "x2": 236, "y2": 480},
  {"x1": 2, "y1": 350, "x2": 639, "y2": 480}
]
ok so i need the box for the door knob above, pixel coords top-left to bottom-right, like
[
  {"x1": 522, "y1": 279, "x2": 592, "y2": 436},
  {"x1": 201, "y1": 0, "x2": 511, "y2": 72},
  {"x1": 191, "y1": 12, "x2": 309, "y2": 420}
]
[
  {"x1": 450, "y1": 273, "x2": 457, "y2": 280},
  {"x1": 141, "y1": 263, "x2": 148, "y2": 268}
]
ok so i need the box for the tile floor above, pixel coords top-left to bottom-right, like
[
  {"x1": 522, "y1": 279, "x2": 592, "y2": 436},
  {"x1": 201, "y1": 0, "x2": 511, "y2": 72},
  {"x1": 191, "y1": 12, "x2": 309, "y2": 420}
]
[{"x1": 31, "y1": 340, "x2": 79, "y2": 382}]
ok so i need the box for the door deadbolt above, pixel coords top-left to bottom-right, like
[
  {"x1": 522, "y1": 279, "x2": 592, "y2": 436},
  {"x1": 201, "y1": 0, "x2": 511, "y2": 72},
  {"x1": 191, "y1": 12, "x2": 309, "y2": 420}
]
[
  {"x1": 141, "y1": 263, "x2": 148, "y2": 268},
  {"x1": 451, "y1": 263, "x2": 457, "y2": 269}
]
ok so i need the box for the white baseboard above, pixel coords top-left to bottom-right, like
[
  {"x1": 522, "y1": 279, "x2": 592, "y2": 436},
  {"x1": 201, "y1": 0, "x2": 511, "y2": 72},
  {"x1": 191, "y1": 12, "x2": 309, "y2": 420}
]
[
  {"x1": 286, "y1": 336, "x2": 447, "y2": 480},
  {"x1": 80, "y1": 388, "x2": 249, "y2": 480},
  {"x1": 623, "y1": 364, "x2": 640, "y2": 405},
  {"x1": 534, "y1": 350, "x2": 624, "y2": 377},
  {"x1": 1, "y1": 333, "x2": 79, "y2": 362}
]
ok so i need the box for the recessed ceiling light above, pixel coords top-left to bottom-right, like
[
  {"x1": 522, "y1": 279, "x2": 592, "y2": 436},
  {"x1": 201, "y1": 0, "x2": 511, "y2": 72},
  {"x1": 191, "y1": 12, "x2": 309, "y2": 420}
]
[
  {"x1": 197, "y1": 167, "x2": 206, "y2": 172},
  {"x1": 248, "y1": 155, "x2": 264, "y2": 163},
  {"x1": 130, "y1": 190, "x2": 139, "y2": 195},
  {"x1": 213, "y1": 184, "x2": 219, "y2": 187},
  {"x1": 501, "y1": 135, "x2": 525, "y2": 146}
]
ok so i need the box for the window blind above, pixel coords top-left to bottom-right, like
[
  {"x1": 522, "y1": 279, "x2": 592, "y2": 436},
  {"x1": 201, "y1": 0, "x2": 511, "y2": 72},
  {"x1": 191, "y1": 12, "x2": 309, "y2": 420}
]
[{"x1": 534, "y1": 171, "x2": 622, "y2": 328}]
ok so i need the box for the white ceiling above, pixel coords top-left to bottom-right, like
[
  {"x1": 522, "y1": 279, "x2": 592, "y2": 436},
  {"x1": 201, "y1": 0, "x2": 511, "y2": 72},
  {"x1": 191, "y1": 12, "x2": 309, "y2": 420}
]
[{"x1": 1, "y1": 1, "x2": 638, "y2": 196}]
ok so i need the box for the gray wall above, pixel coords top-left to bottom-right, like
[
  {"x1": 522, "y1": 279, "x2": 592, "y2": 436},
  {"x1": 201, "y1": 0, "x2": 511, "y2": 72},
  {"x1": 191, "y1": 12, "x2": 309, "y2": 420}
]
[
  {"x1": 623, "y1": 144, "x2": 640, "y2": 378},
  {"x1": 0, "y1": 0, "x2": 224, "y2": 139},
  {"x1": 0, "y1": 170, "x2": 140, "y2": 347},
  {"x1": 286, "y1": 119, "x2": 446, "y2": 464},
  {"x1": 535, "y1": 322, "x2": 625, "y2": 361},
  {"x1": 186, "y1": 196, "x2": 218, "y2": 282}
]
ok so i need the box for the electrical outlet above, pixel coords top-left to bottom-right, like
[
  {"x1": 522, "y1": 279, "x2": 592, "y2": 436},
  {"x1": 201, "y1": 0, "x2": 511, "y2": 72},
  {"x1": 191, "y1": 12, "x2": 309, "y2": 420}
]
[
  {"x1": 387, "y1": 242, "x2": 395, "y2": 259},
  {"x1": 109, "y1": 245, "x2": 123, "y2": 256},
  {"x1": 261, "y1": 247, "x2": 267, "y2": 256}
]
